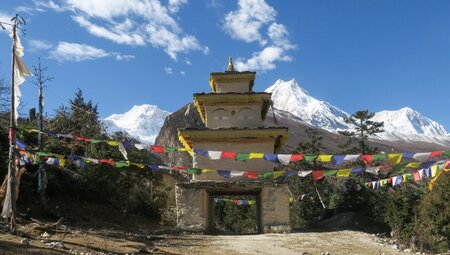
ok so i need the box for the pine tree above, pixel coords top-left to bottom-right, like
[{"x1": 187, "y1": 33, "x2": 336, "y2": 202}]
[{"x1": 338, "y1": 110, "x2": 384, "y2": 154}]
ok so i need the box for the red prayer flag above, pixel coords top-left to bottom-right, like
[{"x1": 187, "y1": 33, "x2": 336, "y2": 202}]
[
  {"x1": 290, "y1": 154, "x2": 304, "y2": 162},
  {"x1": 233, "y1": 200, "x2": 238, "y2": 204},
  {"x1": 361, "y1": 155, "x2": 373, "y2": 165},
  {"x1": 413, "y1": 171, "x2": 421, "y2": 181},
  {"x1": 99, "y1": 159, "x2": 115, "y2": 166},
  {"x1": 244, "y1": 171, "x2": 259, "y2": 179},
  {"x1": 221, "y1": 151, "x2": 237, "y2": 159},
  {"x1": 430, "y1": 151, "x2": 443, "y2": 158},
  {"x1": 151, "y1": 146, "x2": 165, "y2": 153},
  {"x1": 172, "y1": 166, "x2": 187, "y2": 171},
  {"x1": 312, "y1": 170, "x2": 324, "y2": 181},
  {"x1": 387, "y1": 177, "x2": 392, "y2": 184},
  {"x1": 444, "y1": 161, "x2": 450, "y2": 170}
]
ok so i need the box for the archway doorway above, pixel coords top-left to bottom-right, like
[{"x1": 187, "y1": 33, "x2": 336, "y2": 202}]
[{"x1": 206, "y1": 190, "x2": 262, "y2": 234}]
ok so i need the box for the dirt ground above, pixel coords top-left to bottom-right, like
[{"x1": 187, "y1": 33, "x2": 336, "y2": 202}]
[{"x1": 0, "y1": 220, "x2": 424, "y2": 255}]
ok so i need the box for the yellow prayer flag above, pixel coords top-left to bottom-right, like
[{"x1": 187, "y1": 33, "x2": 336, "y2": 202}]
[
  {"x1": 431, "y1": 165, "x2": 438, "y2": 177},
  {"x1": 59, "y1": 159, "x2": 65, "y2": 168},
  {"x1": 388, "y1": 153, "x2": 402, "y2": 165},
  {"x1": 406, "y1": 162, "x2": 421, "y2": 168},
  {"x1": 178, "y1": 148, "x2": 188, "y2": 152},
  {"x1": 249, "y1": 153, "x2": 264, "y2": 159},
  {"x1": 317, "y1": 155, "x2": 333, "y2": 162},
  {"x1": 337, "y1": 168, "x2": 352, "y2": 177},
  {"x1": 131, "y1": 163, "x2": 145, "y2": 168},
  {"x1": 202, "y1": 169, "x2": 213, "y2": 173},
  {"x1": 107, "y1": 141, "x2": 119, "y2": 146},
  {"x1": 429, "y1": 170, "x2": 445, "y2": 190},
  {"x1": 274, "y1": 170, "x2": 286, "y2": 178}
]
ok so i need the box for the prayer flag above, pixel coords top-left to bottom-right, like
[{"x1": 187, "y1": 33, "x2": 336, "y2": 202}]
[
  {"x1": 106, "y1": 141, "x2": 119, "y2": 146},
  {"x1": 361, "y1": 155, "x2": 373, "y2": 165},
  {"x1": 430, "y1": 165, "x2": 438, "y2": 177},
  {"x1": 218, "y1": 170, "x2": 231, "y2": 178},
  {"x1": 406, "y1": 162, "x2": 421, "y2": 168},
  {"x1": 337, "y1": 168, "x2": 352, "y2": 177},
  {"x1": 351, "y1": 167, "x2": 365, "y2": 174},
  {"x1": 208, "y1": 150, "x2": 222, "y2": 160},
  {"x1": 344, "y1": 154, "x2": 360, "y2": 162},
  {"x1": 402, "y1": 152, "x2": 414, "y2": 159},
  {"x1": 290, "y1": 154, "x2": 303, "y2": 162},
  {"x1": 236, "y1": 153, "x2": 250, "y2": 161},
  {"x1": 221, "y1": 151, "x2": 236, "y2": 159},
  {"x1": 194, "y1": 149, "x2": 207, "y2": 155},
  {"x1": 264, "y1": 154, "x2": 278, "y2": 162},
  {"x1": 244, "y1": 171, "x2": 259, "y2": 179},
  {"x1": 413, "y1": 171, "x2": 421, "y2": 181},
  {"x1": 277, "y1": 154, "x2": 292, "y2": 165},
  {"x1": 366, "y1": 167, "x2": 380, "y2": 175},
  {"x1": 317, "y1": 155, "x2": 333, "y2": 163},
  {"x1": 413, "y1": 152, "x2": 431, "y2": 162},
  {"x1": 118, "y1": 142, "x2": 128, "y2": 160},
  {"x1": 332, "y1": 155, "x2": 345, "y2": 165},
  {"x1": 304, "y1": 155, "x2": 317, "y2": 162},
  {"x1": 298, "y1": 171, "x2": 312, "y2": 177},
  {"x1": 249, "y1": 153, "x2": 264, "y2": 159},
  {"x1": 429, "y1": 151, "x2": 443, "y2": 158},
  {"x1": 230, "y1": 171, "x2": 244, "y2": 177},
  {"x1": 260, "y1": 172, "x2": 274, "y2": 179},
  {"x1": 151, "y1": 145, "x2": 165, "y2": 153},
  {"x1": 134, "y1": 144, "x2": 147, "y2": 150},
  {"x1": 388, "y1": 153, "x2": 402, "y2": 165},
  {"x1": 274, "y1": 170, "x2": 286, "y2": 178},
  {"x1": 188, "y1": 168, "x2": 202, "y2": 175},
  {"x1": 11, "y1": 31, "x2": 32, "y2": 123},
  {"x1": 312, "y1": 170, "x2": 324, "y2": 180},
  {"x1": 373, "y1": 154, "x2": 386, "y2": 161},
  {"x1": 324, "y1": 170, "x2": 338, "y2": 177}
]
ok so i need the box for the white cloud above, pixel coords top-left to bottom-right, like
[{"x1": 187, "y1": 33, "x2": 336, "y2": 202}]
[
  {"x1": 73, "y1": 15, "x2": 145, "y2": 46},
  {"x1": 223, "y1": 0, "x2": 276, "y2": 45},
  {"x1": 37, "y1": 0, "x2": 206, "y2": 60},
  {"x1": 180, "y1": 70, "x2": 185, "y2": 76},
  {"x1": 235, "y1": 46, "x2": 292, "y2": 72},
  {"x1": 115, "y1": 54, "x2": 136, "y2": 61},
  {"x1": 185, "y1": 58, "x2": 192, "y2": 65},
  {"x1": 168, "y1": 0, "x2": 188, "y2": 13},
  {"x1": 28, "y1": 39, "x2": 53, "y2": 52},
  {"x1": 49, "y1": 42, "x2": 110, "y2": 62},
  {"x1": 223, "y1": 0, "x2": 296, "y2": 72},
  {"x1": 164, "y1": 67, "x2": 173, "y2": 74}
]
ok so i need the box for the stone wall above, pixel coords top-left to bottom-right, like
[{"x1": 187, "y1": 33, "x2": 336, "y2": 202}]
[{"x1": 175, "y1": 182, "x2": 290, "y2": 233}]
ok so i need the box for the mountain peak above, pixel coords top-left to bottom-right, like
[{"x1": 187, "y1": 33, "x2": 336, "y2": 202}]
[
  {"x1": 103, "y1": 104, "x2": 171, "y2": 144},
  {"x1": 372, "y1": 108, "x2": 447, "y2": 137},
  {"x1": 265, "y1": 79, "x2": 350, "y2": 131}
]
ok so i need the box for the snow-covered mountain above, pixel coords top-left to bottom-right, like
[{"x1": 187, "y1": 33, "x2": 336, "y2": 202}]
[
  {"x1": 265, "y1": 79, "x2": 350, "y2": 131},
  {"x1": 371, "y1": 107, "x2": 449, "y2": 142},
  {"x1": 265, "y1": 79, "x2": 450, "y2": 143},
  {"x1": 103, "y1": 104, "x2": 171, "y2": 144}
]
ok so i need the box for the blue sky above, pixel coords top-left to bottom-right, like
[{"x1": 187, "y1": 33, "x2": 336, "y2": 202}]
[{"x1": 1, "y1": 0, "x2": 450, "y2": 129}]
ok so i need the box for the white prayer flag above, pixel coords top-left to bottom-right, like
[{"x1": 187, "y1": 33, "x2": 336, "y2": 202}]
[
  {"x1": 208, "y1": 150, "x2": 222, "y2": 160},
  {"x1": 277, "y1": 154, "x2": 292, "y2": 165}
]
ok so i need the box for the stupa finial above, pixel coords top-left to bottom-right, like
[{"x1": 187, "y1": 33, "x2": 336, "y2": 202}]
[{"x1": 227, "y1": 56, "x2": 235, "y2": 72}]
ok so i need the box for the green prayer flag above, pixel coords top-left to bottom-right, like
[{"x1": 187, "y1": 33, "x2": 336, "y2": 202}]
[
  {"x1": 115, "y1": 161, "x2": 129, "y2": 168},
  {"x1": 37, "y1": 152, "x2": 51, "y2": 157},
  {"x1": 236, "y1": 153, "x2": 250, "y2": 161},
  {"x1": 91, "y1": 139, "x2": 102, "y2": 144},
  {"x1": 259, "y1": 172, "x2": 274, "y2": 179},
  {"x1": 443, "y1": 151, "x2": 450, "y2": 158},
  {"x1": 188, "y1": 168, "x2": 202, "y2": 175},
  {"x1": 304, "y1": 155, "x2": 317, "y2": 162},
  {"x1": 165, "y1": 147, "x2": 177, "y2": 153},
  {"x1": 372, "y1": 154, "x2": 385, "y2": 161},
  {"x1": 324, "y1": 170, "x2": 338, "y2": 177}
]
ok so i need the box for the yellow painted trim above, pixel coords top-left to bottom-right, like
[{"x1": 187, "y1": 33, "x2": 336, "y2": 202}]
[
  {"x1": 194, "y1": 99, "x2": 205, "y2": 123},
  {"x1": 178, "y1": 131, "x2": 194, "y2": 157},
  {"x1": 209, "y1": 77, "x2": 216, "y2": 93}
]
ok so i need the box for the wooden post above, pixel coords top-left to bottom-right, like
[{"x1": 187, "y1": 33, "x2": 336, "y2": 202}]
[{"x1": 2, "y1": 18, "x2": 18, "y2": 232}]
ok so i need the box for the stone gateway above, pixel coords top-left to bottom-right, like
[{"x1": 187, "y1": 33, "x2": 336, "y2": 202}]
[{"x1": 176, "y1": 58, "x2": 291, "y2": 233}]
